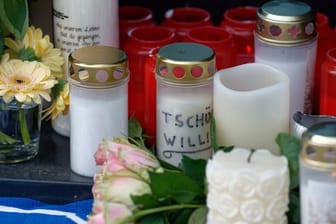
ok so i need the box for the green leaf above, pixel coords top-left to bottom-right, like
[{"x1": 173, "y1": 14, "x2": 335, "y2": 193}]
[
  {"x1": 128, "y1": 116, "x2": 147, "y2": 149},
  {"x1": 150, "y1": 171, "x2": 202, "y2": 204},
  {"x1": 175, "y1": 208, "x2": 194, "y2": 224},
  {"x1": 276, "y1": 132, "x2": 301, "y2": 189},
  {"x1": 0, "y1": 0, "x2": 28, "y2": 40},
  {"x1": 0, "y1": 131, "x2": 18, "y2": 144},
  {"x1": 139, "y1": 213, "x2": 166, "y2": 224},
  {"x1": 18, "y1": 47, "x2": 40, "y2": 61},
  {"x1": 132, "y1": 193, "x2": 161, "y2": 209},
  {"x1": 51, "y1": 79, "x2": 68, "y2": 97},
  {"x1": 181, "y1": 156, "x2": 207, "y2": 192},
  {"x1": 188, "y1": 206, "x2": 208, "y2": 224},
  {"x1": 287, "y1": 190, "x2": 301, "y2": 224}
]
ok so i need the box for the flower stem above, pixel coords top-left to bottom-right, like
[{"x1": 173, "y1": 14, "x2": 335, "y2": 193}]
[
  {"x1": 18, "y1": 104, "x2": 31, "y2": 145},
  {"x1": 129, "y1": 204, "x2": 203, "y2": 222}
]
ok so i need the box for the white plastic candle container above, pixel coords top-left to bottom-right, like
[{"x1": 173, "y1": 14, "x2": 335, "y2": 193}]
[
  {"x1": 69, "y1": 46, "x2": 128, "y2": 177},
  {"x1": 254, "y1": 0, "x2": 317, "y2": 116},
  {"x1": 156, "y1": 42, "x2": 216, "y2": 167},
  {"x1": 300, "y1": 122, "x2": 336, "y2": 223},
  {"x1": 213, "y1": 63, "x2": 290, "y2": 155},
  {"x1": 52, "y1": 0, "x2": 119, "y2": 136}
]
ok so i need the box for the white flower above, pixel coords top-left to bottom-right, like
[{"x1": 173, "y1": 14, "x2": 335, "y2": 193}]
[{"x1": 240, "y1": 199, "x2": 264, "y2": 223}]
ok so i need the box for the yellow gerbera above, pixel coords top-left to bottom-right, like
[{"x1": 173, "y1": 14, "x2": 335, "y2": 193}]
[
  {"x1": 0, "y1": 54, "x2": 57, "y2": 105},
  {"x1": 42, "y1": 81, "x2": 70, "y2": 120},
  {"x1": 4, "y1": 26, "x2": 64, "y2": 79}
]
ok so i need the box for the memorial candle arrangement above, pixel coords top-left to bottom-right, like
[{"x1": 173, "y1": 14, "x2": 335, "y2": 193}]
[
  {"x1": 213, "y1": 63, "x2": 290, "y2": 155},
  {"x1": 206, "y1": 148, "x2": 290, "y2": 223},
  {"x1": 300, "y1": 122, "x2": 336, "y2": 223}
]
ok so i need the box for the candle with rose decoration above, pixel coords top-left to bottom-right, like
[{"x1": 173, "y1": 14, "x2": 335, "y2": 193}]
[{"x1": 206, "y1": 148, "x2": 290, "y2": 223}]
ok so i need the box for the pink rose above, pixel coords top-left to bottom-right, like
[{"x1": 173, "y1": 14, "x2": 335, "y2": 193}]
[
  {"x1": 92, "y1": 170, "x2": 151, "y2": 207},
  {"x1": 88, "y1": 201, "x2": 133, "y2": 224},
  {"x1": 94, "y1": 138, "x2": 161, "y2": 180}
]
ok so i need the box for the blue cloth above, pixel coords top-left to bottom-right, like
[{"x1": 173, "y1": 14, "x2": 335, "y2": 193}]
[{"x1": 0, "y1": 197, "x2": 93, "y2": 224}]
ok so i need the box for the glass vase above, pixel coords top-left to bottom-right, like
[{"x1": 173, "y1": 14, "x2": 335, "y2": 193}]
[{"x1": 0, "y1": 99, "x2": 41, "y2": 163}]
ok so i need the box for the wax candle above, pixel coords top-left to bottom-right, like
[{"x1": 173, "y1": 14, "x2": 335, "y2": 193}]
[
  {"x1": 69, "y1": 46, "x2": 129, "y2": 177},
  {"x1": 213, "y1": 63, "x2": 290, "y2": 155},
  {"x1": 300, "y1": 122, "x2": 336, "y2": 223},
  {"x1": 220, "y1": 6, "x2": 257, "y2": 65},
  {"x1": 53, "y1": 0, "x2": 119, "y2": 137},
  {"x1": 206, "y1": 148, "x2": 290, "y2": 223},
  {"x1": 160, "y1": 7, "x2": 212, "y2": 41},
  {"x1": 156, "y1": 42, "x2": 216, "y2": 166},
  {"x1": 254, "y1": 0, "x2": 317, "y2": 116}
]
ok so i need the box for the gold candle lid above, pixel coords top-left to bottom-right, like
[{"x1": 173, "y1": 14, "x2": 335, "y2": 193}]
[
  {"x1": 301, "y1": 122, "x2": 336, "y2": 170},
  {"x1": 69, "y1": 46, "x2": 129, "y2": 89},
  {"x1": 155, "y1": 42, "x2": 216, "y2": 85},
  {"x1": 255, "y1": 0, "x2": 317, "y2": 46}
]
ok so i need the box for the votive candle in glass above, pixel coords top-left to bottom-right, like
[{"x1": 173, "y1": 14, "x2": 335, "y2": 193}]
[
  {"x1": 69, "y1": 46, "x2": 129, "y2": 177},
  {"x1": 160, "y1": 7, "x2": 212, "y2": 41},
  {"x1": 213, "y1": 63, "x2": 290, "y2": 155},
  {"x1": 320, "y1": 48, "x2": 336, "y2": 116},
  {"x1": 156, "y1": 42, "x2": 216, "y2": 166},
  {"x1": 220, "y1": 6, "x2": 257, "y2": 65},
  {"x1": 119, "y1": 5, "x2": 156, "y2": 49},
  {"x1": 184, "y1": 26, "x2": 237, "y2": 70},
  {"x1": 123, "y1": 26, "x2": 176, "y2": 131},
  {"x1": 300, "y1": 122, "x2": 336, "y2": 223}
]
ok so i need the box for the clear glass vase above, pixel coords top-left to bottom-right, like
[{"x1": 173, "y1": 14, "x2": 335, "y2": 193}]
[{"x1": 0, "y1": 99, "x2": 41, "y2": 163}]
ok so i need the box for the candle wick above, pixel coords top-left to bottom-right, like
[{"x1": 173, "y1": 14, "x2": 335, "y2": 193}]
[{"x1": 247, "y1": 149, "x2": 256, "y2": 163}]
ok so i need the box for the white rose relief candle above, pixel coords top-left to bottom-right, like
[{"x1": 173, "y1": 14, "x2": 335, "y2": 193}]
[
  {"x1": 69, "y1": 46, "x2": 129, "y2": 177},
  {"x1": 155, "y1": 42, "x2": 216, "y2": 167},
  {"x1": 300, "y1": 122, "x2": 336, "y2": 223},
  {"x1": 206, "y1": 148, "x2": 290, "y2": 223}
]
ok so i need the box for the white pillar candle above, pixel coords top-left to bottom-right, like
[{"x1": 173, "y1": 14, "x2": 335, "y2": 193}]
[
  {"x1": 213, "y1": 63, "x2": 290, "y2": 155},
  {"x1": 206, "y1": 148, "x2": 290, "y2": 223}
]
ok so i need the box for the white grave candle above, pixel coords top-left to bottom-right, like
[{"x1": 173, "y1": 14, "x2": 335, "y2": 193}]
[
  {"x1": 213, "y1": 63, "x2": 290, "y2": 155},
  {"x1": 206, "y1": 148, "x2": 290, "y2": 223},
  {"x1": 300, "y1": 122, "x2": 336, "y2": 223}
]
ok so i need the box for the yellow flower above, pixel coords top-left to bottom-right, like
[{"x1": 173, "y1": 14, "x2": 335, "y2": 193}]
[
  {"x1": 0, "y1": 54, "x2": 57, "y2": 104},
  {"x1": 4, "y1": 26, "x2": 64, "y2": 79},
  {"x1": 42, "y1": 81, "x2": 69, "y2": 120}
]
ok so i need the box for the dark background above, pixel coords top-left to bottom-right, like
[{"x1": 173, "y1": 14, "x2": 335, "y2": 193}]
[{"x1": 28, "y1": 0, "x2": 336, "y2": 40}]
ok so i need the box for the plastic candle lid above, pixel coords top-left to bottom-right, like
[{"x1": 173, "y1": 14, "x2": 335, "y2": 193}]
[
  {"x1": 301, "y1": 122, "x2": 336, "y2": 170},
  {"x1": 155, "y1": 42, "x2": 216, "y2": 85},
  {"x1": 69, "y1": 46, "x2": 129, "y2": 89},
  {"x1": 255, "y1": 0, "x2": 317, "y2": 45}
]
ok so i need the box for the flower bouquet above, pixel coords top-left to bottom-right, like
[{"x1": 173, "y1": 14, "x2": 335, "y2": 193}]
[
  {"x1": 0, "y1": 0, "x2": 68, "y2": 162},
  {"x1": 87, "y1": 117, "x2": 301, "y2": 224}
]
